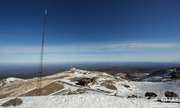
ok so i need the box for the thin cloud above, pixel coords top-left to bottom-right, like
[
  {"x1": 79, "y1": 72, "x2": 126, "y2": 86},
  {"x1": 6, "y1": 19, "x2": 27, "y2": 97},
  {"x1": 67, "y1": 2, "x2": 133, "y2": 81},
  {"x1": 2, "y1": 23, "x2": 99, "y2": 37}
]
[{"x1": 0, "y1": 42, "x2": 179, "y2": 54}]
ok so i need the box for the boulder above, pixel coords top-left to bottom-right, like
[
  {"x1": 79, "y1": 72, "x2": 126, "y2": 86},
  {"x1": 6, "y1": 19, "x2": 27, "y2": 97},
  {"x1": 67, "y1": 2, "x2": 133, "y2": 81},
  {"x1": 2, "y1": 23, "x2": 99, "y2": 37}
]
[
  {"x1": 123, "y1": 84, "x2": 130, "y2": 88},
  {"x1": 165, "y1": 91, "x2": 178, "y2": 98},
  {"x1": 1, "y1": 98, "x2": 23, "y2": 107},
  {"x1": 127, "y1": 94, "x2": 141, "y2": 98},
  {"x1": 145, "y1": 92, "x2": 157, "y2": 97}
]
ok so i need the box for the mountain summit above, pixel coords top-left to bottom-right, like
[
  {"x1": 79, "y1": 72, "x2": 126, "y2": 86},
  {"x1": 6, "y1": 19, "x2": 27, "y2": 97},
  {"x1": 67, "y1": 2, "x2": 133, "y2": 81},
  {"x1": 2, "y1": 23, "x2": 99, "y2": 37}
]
[{"x1": 0, "y1": 68, "x2": 179, "y2": 108}]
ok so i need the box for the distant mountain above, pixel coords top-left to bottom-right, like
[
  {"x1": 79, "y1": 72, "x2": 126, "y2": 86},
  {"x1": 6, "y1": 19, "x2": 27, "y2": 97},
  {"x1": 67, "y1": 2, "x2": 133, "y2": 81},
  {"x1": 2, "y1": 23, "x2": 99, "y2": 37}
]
[
  {"x1": 1, "y1": 62, "x2": 180, "y2": 80},
  {"x1": 136, "y1": 68, "x2": 180, "y2": 81}
]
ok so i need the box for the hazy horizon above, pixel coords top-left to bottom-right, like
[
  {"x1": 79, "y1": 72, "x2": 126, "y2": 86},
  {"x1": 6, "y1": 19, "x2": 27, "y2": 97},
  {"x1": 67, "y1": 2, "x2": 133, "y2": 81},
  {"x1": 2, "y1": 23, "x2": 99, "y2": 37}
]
[{"x1": 0, "y1": 61, "x2": 180, "y2": 80}]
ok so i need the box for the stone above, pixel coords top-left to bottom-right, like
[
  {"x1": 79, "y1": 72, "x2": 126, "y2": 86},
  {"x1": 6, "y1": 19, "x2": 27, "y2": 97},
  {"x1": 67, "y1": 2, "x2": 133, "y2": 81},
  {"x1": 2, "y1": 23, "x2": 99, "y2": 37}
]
[
  {"x1": 145, "y1": 92, "x2": 157, "y2": 97},
  {"x1": 1, "y1": 98, "x2": 23, "y2": 107},
  {"x1": 165, "y1": 91, "x2": 178, "y2": 98}
]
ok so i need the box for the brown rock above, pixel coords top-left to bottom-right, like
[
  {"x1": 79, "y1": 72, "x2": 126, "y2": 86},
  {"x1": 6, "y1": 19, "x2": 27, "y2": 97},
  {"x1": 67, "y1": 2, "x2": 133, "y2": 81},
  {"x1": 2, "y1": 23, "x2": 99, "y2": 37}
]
[
  {"x1": 1, "y1": 98, "x2": 23, "y2": 107},
  {"x1": 165, "y1": 91, "x2": 178, "y2": 98}
]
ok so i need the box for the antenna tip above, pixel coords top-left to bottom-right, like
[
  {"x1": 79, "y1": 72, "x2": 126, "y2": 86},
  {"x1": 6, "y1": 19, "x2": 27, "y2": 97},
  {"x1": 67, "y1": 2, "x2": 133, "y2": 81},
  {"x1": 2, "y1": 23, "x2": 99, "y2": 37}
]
[{"x1": 45, "y1": 9, "x2": 47, "y2": 14}]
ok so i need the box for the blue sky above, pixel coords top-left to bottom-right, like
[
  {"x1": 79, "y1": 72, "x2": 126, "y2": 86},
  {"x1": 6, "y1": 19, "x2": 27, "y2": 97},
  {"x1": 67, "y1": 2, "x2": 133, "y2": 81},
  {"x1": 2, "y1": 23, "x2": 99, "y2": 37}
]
[{"x1": 0, "y1": 0, "x2": 180, "y2": 63}]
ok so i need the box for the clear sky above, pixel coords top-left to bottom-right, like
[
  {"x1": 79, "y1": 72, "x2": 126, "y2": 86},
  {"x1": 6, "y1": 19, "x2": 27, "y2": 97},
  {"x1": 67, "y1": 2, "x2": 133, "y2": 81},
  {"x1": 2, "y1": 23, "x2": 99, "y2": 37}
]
[{"x1": 0, "y1": 0, "x2": 180, "y2": 63}]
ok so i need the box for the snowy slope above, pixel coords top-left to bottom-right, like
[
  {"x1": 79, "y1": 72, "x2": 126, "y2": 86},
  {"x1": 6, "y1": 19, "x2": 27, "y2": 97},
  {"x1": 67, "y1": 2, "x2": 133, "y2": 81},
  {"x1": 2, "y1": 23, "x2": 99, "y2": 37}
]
[
  {"x1": 0, "y1": 69, "x2": 179, "y2": 108},
  {"x1": 0, "y1": 77, "x2": 23, "y2": 87},
  {"x1": 0, "y1": 94, "x2": 179, "y2": 108},
  {"x1": 137, "y1": 69, "x2": 175, "y2": 81}
]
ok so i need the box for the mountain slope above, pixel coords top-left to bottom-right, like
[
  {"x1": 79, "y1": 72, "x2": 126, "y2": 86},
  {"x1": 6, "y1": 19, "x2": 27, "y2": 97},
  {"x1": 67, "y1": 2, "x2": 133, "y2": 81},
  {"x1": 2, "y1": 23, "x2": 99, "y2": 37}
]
[
  {"x1": 136, "y1": 69, "x2": 176, "y2": 81},
  {"x1": 0, "y1": 69, "x2": 179, "y2": 108}
]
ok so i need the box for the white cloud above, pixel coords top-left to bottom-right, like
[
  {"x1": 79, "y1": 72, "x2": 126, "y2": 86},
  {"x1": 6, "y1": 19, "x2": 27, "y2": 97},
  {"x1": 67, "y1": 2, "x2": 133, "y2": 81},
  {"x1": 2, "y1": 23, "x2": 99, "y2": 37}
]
[
  {"x1": 0, "y1": 42, "x2": 180, "y2": 63},
  {"x1": 0, "y1": 42, "x2": 179, "y2": 54}
]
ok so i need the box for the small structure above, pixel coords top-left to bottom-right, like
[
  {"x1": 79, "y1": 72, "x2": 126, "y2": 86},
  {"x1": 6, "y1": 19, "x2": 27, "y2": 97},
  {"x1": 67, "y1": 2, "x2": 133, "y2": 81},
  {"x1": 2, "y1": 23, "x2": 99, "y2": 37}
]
[
  {"x1": 84, "y1": 72, "x2": 91, "y2": 75},
  {"x1": 69, "y1": 68, "x2": 77, "y2": 71},
  {"x1": 78, "y1": 78, "x2": 92, "y2": 86},
  {"x1": 78, "y1": 77, "x2": 98, "y2": 86}
]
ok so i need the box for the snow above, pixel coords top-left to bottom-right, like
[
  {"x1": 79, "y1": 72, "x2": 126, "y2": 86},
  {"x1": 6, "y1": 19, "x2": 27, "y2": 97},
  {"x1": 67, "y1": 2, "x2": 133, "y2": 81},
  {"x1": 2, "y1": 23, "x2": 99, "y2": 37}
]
[
  {"x1": 137, "y1": 69, "x2": 175, "y2": 82},
  {"x1": 49, "y1": 82, "x2": 79, "y2": 96},
  {"x1": 162, "y1": 69, "x2": 174, "y2": 77},
  {"x1": 143, "y1": 76, "x2": 163, "y2": 81},
  {"x1": 0, "y1": 69, "x2": 179, "y2": 108},
  {"x1": 1, "y1": 79, "x2": 179, "y2": 108},
  {"x1": 130, "y1": 81, "x2": 180, "y2": 98},
  {"x1": 0, "y1": 94, "x2": 179, "y2": 108},
  {"x1": 0, "y1": 77, "x2": 23, "y2": 87},
  {"x1": 91, "y1": 85, "x2": 117, "y2": 93},
  {"x1": 5, "y1": 77, "x2": 22, "y2": 83}
]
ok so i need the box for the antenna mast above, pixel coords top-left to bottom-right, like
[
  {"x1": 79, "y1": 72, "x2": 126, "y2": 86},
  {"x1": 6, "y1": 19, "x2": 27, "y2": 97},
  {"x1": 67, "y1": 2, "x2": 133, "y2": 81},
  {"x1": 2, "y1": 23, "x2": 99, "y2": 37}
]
[{"x1": 37, "y1": 9, "x2": 47, "y2": 96}]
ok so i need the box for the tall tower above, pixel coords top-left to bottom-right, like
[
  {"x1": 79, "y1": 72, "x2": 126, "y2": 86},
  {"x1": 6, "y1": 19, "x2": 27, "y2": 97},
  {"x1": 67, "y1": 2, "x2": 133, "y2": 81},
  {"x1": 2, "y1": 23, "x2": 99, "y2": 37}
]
[{"x1": 37, "y1": 9, "x2": 47, "y2": 96}]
